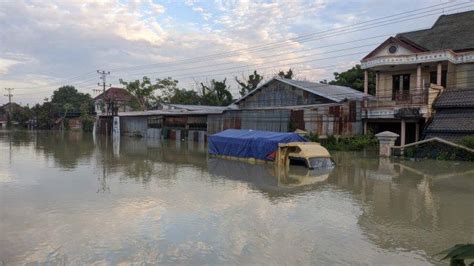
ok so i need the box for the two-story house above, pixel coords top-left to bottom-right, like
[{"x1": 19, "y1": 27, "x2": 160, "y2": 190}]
[{"x1": 360, "y1": 11, "x2": 474, "y2": 145}]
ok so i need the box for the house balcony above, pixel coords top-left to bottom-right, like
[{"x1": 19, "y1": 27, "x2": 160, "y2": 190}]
[{"x1": 363, "y1": 85, "x2": 443, "y2": 120}]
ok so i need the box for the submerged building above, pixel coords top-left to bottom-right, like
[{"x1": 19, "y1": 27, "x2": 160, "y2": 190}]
[
  {"x1": 360, "y1": 11, "x2": 474, "y2": 145},
  {"x1": 102, "y1": 77, "x2": 366, "y2": 141}
]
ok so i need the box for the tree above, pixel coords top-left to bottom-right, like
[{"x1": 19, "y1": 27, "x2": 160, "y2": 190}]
[
  {"x1": 153, "y1": 77, "x2": 202, "y2": 105},
  {"x1": 278, "y1": 68, "x2": 294, "y2": 79},
  {"x1": 119, "y1": 76, "x2": 158, "y2": 110},
  {"x1": 61, "y1": 103, "x2": 73, "y2": 130},
  {"x1": 156, "y1": 77, "x2": 180, "y2": 102},
  {"x1": 168, "y1": 89, "x2": 202, "y2": 105},
  {"x1": 200, "y1": 79, "x2": 233, "y2": 106},
  {"x1": 10, "y1": 105, "x2": 32, "y2": 127},
  {"x1": 327, "y1": 64, "x2": 375, "y2": 94},
  {"x1": 235, "y1": 70, "x2": 264, "y2": 96},
  {"x1": 51, "y1": 86, "x2": 93, "y2": 114},
  {"x1": 31, "y1": 101, "x2": 54, "y2": 129}
]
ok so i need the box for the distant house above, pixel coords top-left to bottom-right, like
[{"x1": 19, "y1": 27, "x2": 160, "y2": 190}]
[
  {"x1": 94, "y1": 87, "x2": 135, "y2": 115},
  {"x1": 0, "y1": 103, "x2": 23, "y2": 127},
  {"x1": 360, "y1": 11, "x2": 474, "y2": 145}
]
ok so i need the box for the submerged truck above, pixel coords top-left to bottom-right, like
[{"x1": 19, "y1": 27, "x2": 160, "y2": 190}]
[{"x1": 208, "y1": 129, "x2": 334, "y2": 170}]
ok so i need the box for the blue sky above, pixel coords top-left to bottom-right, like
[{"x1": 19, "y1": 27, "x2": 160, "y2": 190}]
[{"x1": 0, "y1": 0, "x2": 472, "y2": 104}]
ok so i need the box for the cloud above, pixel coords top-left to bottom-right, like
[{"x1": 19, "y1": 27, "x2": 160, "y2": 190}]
[
  {"x1": 0, "y1": 58, "x2": 22, "y2": 75},
  {"x1": 1, "y1": 0, "x2": 468, "y2": 104}
]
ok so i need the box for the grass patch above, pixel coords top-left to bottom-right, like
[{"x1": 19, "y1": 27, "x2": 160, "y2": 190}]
[{"x1": 458, "y1": 135, "x2": 474, "y2": 149}]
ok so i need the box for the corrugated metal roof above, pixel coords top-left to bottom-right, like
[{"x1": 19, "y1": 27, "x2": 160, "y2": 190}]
[
  {"x1": 278, "y1": 78, "x2": 366, "y2": 102},
  {"x1": 110, "y1": 108, "x2": 226, "y2": 117},
  {"x1": 234, "y1": 77, "x2": 366, "y2": 104},
  {"x1": 166, "y1": 104, "x2": 230, "y2": 111}
]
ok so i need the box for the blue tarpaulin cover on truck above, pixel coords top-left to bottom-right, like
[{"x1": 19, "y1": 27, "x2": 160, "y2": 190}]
[{"x1": 208, "y1": 129, "x2": 307, "y2": 161}]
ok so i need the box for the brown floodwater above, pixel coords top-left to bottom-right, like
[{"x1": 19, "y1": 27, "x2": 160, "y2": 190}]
[{"x1": 0, "y1": 131, "x2": 473, "y2": 265}]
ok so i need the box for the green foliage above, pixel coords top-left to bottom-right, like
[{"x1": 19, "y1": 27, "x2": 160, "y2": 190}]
[
  {"x1": 120, "y1": 76, "x2": 158, "y2": 110},
  {"x1": 156, "y1": 77, "x2": 202, "y2": 105},
  {"x1": 458, "y1": 135, "x2": 474, "y2": 149},
  {"x1": 168, "y1": 89, "x2": 202, "y2": 105},
  {"x1": 80, "y1": 102, "x2": 94, "y2": 132},
  {"x1": 11, "y1": 105, "x2": 32, "y2": 127},
  {"x1": 322, "y1": 134, "x2": 378, "y2": 151},
  {"x1": 51, "y1": 86, "x2": 93, "y2": 113},
  {"x1": 235, "y1": 70, "x2": 263, "y2": 96},
  {"x1": 326, "y1": 64, "x2": 375, "y2": 94},
  {"x1": 200, "y1": 79, "x2": 233, "y2": 106},
  {"x1": 81, "y1": 116, "x2": 94, "y2": 132},
  {"x1": 307, "y1": 133, "x2": 319, "y2": 142},
  {"x1": 31, "y1": 102, "x2": 54, "y2": 129},
  {"x1": 278, "y1": 68, "x2": 293, "y2": 79},
  {"x1": 403, "y1": 139, "x2": 474, "y2": 161}
]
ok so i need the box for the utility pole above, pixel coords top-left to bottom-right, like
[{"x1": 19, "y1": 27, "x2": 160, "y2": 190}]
[
  {"x1": 4, "y1": 88, "x2": 14, "y2": 110},
  {"x1": 97, "y1": 70, "x2": 110, "y2": 135},
  {"x1": 97, "y1": 70, "x2": 111, "y2": 114},
  {"x1": 4, "y1": 88, "x2": 14, "y2": 125}
]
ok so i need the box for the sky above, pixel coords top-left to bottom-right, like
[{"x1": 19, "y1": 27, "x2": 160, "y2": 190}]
[{"x1": 0, "y1": 0, "x2": 473, "y2": 105}]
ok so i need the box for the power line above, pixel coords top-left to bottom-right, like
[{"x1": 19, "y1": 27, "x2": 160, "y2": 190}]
[
  {"x1": 10, "y1": 3, "x2": 474, "y2": 98},
  {"x1": 14, "y1": 3, "x2": 473, "y2": 94},
  {"x1": 108, "y1": 1, "x2": 472, "y2": 73},
  {"x1": 105, "y1": 4, "x2": 473, "y2": 81}
]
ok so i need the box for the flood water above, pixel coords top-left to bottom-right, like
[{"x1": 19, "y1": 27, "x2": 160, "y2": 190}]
[{"x1": 1, "y1": 131, "x2": 473, "y2": 265}]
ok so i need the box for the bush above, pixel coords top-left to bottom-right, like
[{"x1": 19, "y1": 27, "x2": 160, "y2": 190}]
[
  {"x1": 81, "y1": 116, "x2": 95, "y2": 132},
  {"x1": 403, "y1": 139, "x2": 474, "y2": 161},
  {"x1": 458, "y1": 135, "x2": 474, "y2": 149},
  {"x1": 321, "y1": 134, "x2": 378, "y2": 151},
  {"x1": 307, "y1": 132, "x2": 319, "y2": 142}
]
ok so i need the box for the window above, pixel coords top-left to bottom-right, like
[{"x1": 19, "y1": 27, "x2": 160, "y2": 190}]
[
  {"x1": 430, "y1": 70, "x2": 447, "y2": 87},
  {"x1": 388, "y1": 45, "x2": 398, "y2": 54},
  {"x1": 148, "y1": 117, "x2": 161, "y2": 129},
  {"x1": 392, "y1": 74, "x2": 410, "y2": 100}
]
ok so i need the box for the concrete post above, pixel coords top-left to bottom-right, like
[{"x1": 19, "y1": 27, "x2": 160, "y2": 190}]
[
  {"x1": 401, "y1": 119, "x2": 406, "y2": 146},
  {"x1": 375, "y1": 131, "x2": 400, "y2": 157},
  {"x1": 437, "y1": 62, "x2": 442, "y2": 86},
  {"x1": 364, "y1": 70, "x2": 368, "y2": 95},
  {"x1": 375, "y1": 72, "x2": 379, "y2": 96},
  {"x1": 416, "y1": 64, "x2": 422, "y2": 90},
  {"x1": 175, "y1": 130, "x2": 181, "y2": 141}
]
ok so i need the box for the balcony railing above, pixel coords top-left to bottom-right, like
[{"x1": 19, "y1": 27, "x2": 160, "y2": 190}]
[{"x1": 364, "y1": 89, "x2": 428, "y2": 109}]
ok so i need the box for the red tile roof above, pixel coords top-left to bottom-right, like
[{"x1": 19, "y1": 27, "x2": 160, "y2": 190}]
[{"x1": 94, "y1": 87, "x2": 134, "y2": 102}]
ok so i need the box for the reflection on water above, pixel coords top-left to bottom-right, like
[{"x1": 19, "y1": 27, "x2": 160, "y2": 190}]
[{"x1": 0, "y1": 131, "x2": 473, "y2": 265}]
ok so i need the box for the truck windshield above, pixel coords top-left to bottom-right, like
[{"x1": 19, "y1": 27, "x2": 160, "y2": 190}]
[{"x1": 308, "y1": 157, "x2": 335, "y2": 169}]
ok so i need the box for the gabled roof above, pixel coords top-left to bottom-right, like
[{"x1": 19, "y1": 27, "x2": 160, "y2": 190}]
[
  {"x1": 234, "y1": 77, "x2": 366, "y2": 104},
  {"x1": 94, "y1": 87, "x2": 134, "y2": 102},
  {"x1": 396, "y1": 10, "x2": 474, "y2": 52},
  {"x1": 362, "y1": 36, "x2": 426, "y2": 61}
]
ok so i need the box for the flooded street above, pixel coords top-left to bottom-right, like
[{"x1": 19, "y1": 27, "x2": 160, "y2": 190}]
[{"x1": 1, "y1": 131, "x2": 473, "y2": 265}]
